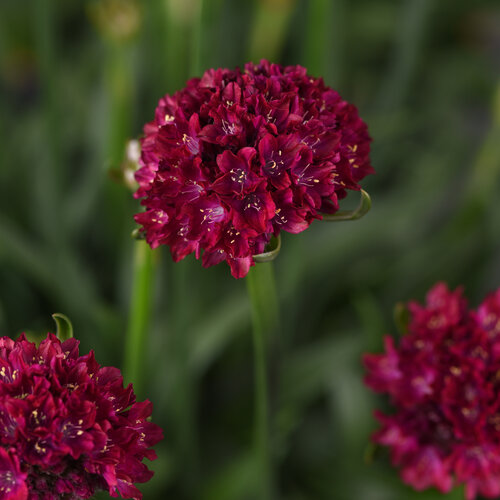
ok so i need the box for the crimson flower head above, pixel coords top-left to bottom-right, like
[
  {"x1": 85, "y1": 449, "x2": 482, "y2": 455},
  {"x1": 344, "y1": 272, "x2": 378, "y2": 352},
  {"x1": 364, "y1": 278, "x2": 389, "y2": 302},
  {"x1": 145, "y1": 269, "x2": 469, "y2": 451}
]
[
  {"x1": 0, "y1": 333, "x2": 163, "y2": 500},
  {"x1": 134, "y1": 59, "x2": 373, "y2": 278},
  {"x1": 364, "y1": 283, "x2": 500, "y2": 499}
]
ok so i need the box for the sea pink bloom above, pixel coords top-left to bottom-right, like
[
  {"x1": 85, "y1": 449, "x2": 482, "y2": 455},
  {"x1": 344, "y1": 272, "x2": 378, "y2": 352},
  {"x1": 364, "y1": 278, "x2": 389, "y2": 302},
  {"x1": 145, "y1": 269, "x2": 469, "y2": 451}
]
[
  {"x1": 0, "y1": 333, "x2": 163, "y2": 500},
  {"x1": 134, "y1": 60, "x2": 373, "y2": 278},
  {"x1": 364, "y1": 283, "x2": 500, "y2": 499}
]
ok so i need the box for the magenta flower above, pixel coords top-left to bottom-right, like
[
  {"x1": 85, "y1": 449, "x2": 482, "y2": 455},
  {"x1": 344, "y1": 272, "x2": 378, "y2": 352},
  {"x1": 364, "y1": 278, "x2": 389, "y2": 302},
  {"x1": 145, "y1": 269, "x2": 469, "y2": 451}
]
[
  {"x1": 0, "y1": 333, "x2": 163, "y2": 500},
  {"x1": 134, "y1": 59, "x2": 373, "y2": 278},
  {"x1": 364, "y1": 283, "x2": 500, "y2": 499},
  {"x1": 0, "y1": 447, "x2": 27, "y2": 499}
]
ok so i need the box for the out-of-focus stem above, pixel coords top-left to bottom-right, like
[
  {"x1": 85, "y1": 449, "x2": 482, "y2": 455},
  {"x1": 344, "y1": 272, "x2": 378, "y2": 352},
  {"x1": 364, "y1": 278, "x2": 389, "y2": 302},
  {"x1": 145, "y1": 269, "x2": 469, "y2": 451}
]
[
  {"x1": 190, "y1": 0, "x2": 204, "y2": 76},
  {"x1": 34, "y1": 0, "x2": 62, "y2": 246},
  {"x1": 107, "y1": 44, "x2": 134, "y2": 167},
  {"x1": 246, "y1": 261, "x2": 279, "y2": 500},
  {"x1": 164, "y1": 0, "x2": 196, "y2": 92},
  {"x1": 304, "y1": 0, "x2": 345, "y2": 87},
  {"x1": 123, "y1": 241, "x2": 155, "y2": 397},
  {"x1": 248, "y1": 0, "x2": 296, "y2": 62},
  {"x1": 170, "y1": 259, "x2": 200, "y2": 497}
]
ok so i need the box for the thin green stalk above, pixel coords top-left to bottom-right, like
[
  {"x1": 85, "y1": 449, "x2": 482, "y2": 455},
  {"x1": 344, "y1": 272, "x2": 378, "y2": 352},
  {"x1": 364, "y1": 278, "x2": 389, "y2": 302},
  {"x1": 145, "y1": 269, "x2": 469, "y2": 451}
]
[
  {"x1": 164, "y1": 0, "x2": 194, "y2": 92},
  {"x1": 34, "y1": 0, "x2": 61, "y2": 246},
  {"x1": 170, "y1": 258, "x2": 200, "y2": 497},
  {"x1": 246, "y1": 262, "x2": 279, "y2": 500},
  {"x1": 124, "y1": 241, "x2": 155, "y2": 397},
  {"x1": 304, "y1": 0, "x2": 345, "y2": 87},
  {"x1": 247, "y1": 0, "x2": 296, "y2": 62},
  {"x1": 102, "y1": 41, "x2": 134, "y2": 244},
  {"x1": 190, "y1": 0, "x2": 223, "y2": 73},
  {"x1": 304, "y1": 0, "x2": 328, "y2": 74},
  {"x1": 107, "y1": 44, "x2": 134, "y2": 166},
  {"x1": 190, "y1": 0, "x2": 204, "y2": 76}
]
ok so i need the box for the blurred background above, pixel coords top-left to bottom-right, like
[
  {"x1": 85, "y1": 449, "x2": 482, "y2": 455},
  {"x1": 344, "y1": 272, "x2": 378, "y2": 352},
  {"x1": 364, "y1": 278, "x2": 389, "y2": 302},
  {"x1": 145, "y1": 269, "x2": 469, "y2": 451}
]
[{"x1": 1, "y1": 0, "x2": 500, "y2": 498}]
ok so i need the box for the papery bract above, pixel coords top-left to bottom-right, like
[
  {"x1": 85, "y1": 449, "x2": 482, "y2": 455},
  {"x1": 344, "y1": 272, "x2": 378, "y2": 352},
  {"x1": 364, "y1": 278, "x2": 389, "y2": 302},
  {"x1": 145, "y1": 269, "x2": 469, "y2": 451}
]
[
  {"x1": 134, "y1": 59, "x2": 373, "y2": 278},
  {"x1": 364, "y1": 283, "x2": 500, "y2": 499}
]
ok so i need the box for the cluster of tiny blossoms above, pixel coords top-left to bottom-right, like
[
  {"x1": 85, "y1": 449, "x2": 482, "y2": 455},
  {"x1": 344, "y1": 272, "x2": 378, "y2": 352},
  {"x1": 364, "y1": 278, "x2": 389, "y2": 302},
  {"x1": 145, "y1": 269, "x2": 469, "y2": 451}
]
[
  {"x1": 0, "y1": 333, "x2": 162, "y2": 500},
  {"x1": 134, "y1": 59, "x2": 373, "y2": 278},
  {"x1": 364, "y1": 283, "x2": 500, "y2": 499}
]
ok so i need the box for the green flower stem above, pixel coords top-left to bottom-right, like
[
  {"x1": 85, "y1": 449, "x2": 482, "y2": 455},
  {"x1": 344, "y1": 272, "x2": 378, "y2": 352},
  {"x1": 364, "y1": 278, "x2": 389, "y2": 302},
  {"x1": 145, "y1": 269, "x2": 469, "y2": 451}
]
[
  {"x1": 170, "y1": 259, "x2": 200, "y2": 497},
  {"x1": 246, "y1": 261, "x2": 279, "y2": 500},
  {"x1": 304, "y1": 0, "x2": 329, "y2": 75},
  {"x1": 248, "y1": 0, "x2": 296, "y2": 62},
  {"x1": 107, "y1": 44, "x2": 133, "y2": 167},
  {"x1": 34, "y1": 0, "x2": 62, "y2": 246},
  {"x1": 304, "y1": 0, "x2": 345, "y2": 86},
  {"x1": 163, "y1": 0, "x2": 192, "y2": 92},
  {"x1": 124, "y1": 241, "x2": 155, "y2": 397},
  {"x1": 189, "y1": 0, "x2": 205, "y2": 77},
  {"x1": 104, "y1": 42, "x2": 134, "y2": 242}
]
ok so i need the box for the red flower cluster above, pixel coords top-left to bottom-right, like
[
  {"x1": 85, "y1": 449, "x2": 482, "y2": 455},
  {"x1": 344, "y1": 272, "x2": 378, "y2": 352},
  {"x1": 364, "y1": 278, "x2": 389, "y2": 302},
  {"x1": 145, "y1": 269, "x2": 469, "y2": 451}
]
[
  {"x1": 364, "y1": 283, "x2": 500, "y2": 499},
  {"x1": 134, "y1": 59, "x2": 373, "y2": 278},
  {"x1": 0, "y1": 333, "x2": 162, "y2": 500}
]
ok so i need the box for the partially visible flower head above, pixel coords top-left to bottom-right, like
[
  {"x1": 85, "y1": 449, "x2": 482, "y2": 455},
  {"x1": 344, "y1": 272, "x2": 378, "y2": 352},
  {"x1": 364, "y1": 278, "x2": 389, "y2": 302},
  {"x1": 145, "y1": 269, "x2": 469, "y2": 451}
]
[
  {"x1": 0, "y1": 333, "x2": 163, "y2": 500},
  {"x1": 364, "y1": 283, "x2": 500, "y2": 500},
  {"x1": 134, "y1": 59, "x2": 373, "y2": 278}
]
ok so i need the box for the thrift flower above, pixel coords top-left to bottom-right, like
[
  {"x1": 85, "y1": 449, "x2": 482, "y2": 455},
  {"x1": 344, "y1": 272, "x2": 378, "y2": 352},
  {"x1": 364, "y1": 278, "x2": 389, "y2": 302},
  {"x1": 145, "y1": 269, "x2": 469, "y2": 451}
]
[
  {"x1": 364, "y1": 283, "x2": 500, "y2": 499},
  {"x1": 134, "y1": 59, "x2": 373, "y2": 278},
  {"x1": 0, "y1": 333, "x2": 163, "y2": 500}
]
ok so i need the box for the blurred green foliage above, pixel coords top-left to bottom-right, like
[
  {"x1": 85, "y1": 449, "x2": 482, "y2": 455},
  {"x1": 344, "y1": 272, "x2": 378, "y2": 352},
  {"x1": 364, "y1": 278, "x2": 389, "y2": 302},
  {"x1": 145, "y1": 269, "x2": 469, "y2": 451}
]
[{"x1": 1, "y1": 0, "x2": 500, "y2": 498}]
